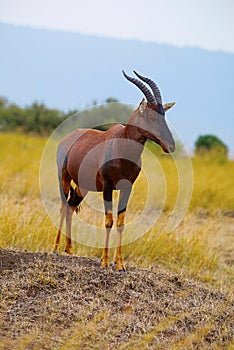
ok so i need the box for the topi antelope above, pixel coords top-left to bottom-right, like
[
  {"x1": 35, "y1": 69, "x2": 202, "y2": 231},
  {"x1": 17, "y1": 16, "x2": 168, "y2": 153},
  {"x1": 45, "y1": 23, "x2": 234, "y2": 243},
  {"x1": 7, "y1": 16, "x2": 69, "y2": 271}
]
[{"x1": 53, "y1": 71, "x2": 175, "y2": 271}]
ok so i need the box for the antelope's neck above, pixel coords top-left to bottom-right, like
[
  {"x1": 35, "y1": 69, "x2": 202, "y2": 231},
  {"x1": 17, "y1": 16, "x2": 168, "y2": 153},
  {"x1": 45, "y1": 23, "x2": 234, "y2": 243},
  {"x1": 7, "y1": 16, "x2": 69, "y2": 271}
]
[
  {"x1": 124, "y1": 123, "x2": 146, "y2": 145},
  {"x1": 124, "y1": 108, "x2": 146, "y2": 146},
  {"x1": 120, "y1": 122, "x2": 146, "y2": 162}
]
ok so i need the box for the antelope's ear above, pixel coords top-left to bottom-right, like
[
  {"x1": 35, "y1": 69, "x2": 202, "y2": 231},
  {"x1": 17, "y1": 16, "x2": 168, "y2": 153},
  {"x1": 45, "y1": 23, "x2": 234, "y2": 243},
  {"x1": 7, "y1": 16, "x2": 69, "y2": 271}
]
[
  {"x1": 163, "y1": 102, "x2": 176, "y2": 112},
  {"x1": 139, "y1": 98, "x2": 147, "y2": 114}
]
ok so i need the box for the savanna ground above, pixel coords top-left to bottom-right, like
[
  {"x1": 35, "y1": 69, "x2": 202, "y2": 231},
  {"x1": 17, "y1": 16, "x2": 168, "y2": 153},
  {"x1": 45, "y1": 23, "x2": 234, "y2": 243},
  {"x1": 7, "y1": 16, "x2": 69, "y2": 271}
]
[{"x1": 0, "y1": 133, "x2": 233, "y2": 349}]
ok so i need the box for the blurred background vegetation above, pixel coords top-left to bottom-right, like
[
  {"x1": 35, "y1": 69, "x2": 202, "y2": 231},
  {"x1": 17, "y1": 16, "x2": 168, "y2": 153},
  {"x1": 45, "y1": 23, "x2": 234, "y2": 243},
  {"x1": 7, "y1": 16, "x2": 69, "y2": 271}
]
[
  {"x1": 0, "y1": 96, "x2": 132, "y2": 135},
  {"x1": 0, "y1": 96, "x2": 229, "y2": 161}
]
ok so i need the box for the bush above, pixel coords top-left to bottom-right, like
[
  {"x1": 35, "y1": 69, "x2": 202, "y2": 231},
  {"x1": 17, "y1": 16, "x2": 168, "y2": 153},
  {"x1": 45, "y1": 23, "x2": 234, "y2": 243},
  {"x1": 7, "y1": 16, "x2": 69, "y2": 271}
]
[
  {"x1": 0, "y1": 96, "x2": 130, "y2": 135},
  {"x1": 0, "y1": 99, "x2": 67, "y2": 135},
  {"x1": 195, "y1": 134, "x2": 228, "y2": 161}
]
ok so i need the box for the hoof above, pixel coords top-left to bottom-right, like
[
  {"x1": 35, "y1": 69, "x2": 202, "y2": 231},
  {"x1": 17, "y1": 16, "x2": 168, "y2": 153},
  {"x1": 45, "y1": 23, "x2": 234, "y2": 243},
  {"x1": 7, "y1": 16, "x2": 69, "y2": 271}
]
[
  {"x1": 51, "y1": 251, "x2": 59, "y2": 256},
  {"x1": 100, "y1": 266, "x2": 109, "y2": 271},
  {"x1": 100, "y1": 258, "x2": 109, "y2": 269},
  {"x1": 118, "y1": 268, "x2": 126, "y2": 273},
  {"x1": 64, "y1": 250, "x2": 73, "y2": 255}
]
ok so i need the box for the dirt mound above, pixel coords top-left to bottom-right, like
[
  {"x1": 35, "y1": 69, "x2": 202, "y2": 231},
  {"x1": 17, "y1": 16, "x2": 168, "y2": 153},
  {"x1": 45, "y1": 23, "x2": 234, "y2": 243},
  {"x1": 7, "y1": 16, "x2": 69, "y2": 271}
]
[{"x1": 0, "y1": 248, "x2": 233, "y2": 349}]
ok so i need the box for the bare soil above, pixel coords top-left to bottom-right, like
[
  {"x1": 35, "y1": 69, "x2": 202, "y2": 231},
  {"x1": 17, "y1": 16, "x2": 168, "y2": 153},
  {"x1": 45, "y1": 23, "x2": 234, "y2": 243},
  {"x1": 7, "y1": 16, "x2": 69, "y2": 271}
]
[{"x1": 0, "y1": 248, "x2": 233, "y2": 349}]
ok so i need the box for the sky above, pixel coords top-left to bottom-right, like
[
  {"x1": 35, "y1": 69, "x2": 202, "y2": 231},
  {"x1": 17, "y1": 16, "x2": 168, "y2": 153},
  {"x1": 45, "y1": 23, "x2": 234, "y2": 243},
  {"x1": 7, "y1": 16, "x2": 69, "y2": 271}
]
[{"x1": 0, "y1": 0, "x2": 234, "y2": 53}]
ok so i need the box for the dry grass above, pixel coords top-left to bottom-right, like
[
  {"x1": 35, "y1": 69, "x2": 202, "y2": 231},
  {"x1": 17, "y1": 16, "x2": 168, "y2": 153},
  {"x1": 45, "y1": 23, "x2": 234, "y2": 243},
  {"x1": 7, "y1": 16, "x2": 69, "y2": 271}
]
[
  {"x1": 0, "y1": 249, "x2": 233, "y2": 350},
  {"x1": 0, "y1": 132, "x2": 234, "y2": 349}
]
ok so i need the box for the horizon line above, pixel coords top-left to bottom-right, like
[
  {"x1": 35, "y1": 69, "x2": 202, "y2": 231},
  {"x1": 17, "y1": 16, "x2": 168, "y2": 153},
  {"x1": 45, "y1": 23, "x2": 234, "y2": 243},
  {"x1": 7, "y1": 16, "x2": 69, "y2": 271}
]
[{"x1": 1, "y1": 21, "x2": 234, "y2": 56}]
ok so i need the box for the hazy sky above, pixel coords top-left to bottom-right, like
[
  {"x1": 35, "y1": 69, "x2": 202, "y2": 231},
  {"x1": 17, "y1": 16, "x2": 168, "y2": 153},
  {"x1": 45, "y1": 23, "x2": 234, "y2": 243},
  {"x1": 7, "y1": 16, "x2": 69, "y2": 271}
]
[{"x1": 0, "y1": 0, "x2": 234, "y2": 53}]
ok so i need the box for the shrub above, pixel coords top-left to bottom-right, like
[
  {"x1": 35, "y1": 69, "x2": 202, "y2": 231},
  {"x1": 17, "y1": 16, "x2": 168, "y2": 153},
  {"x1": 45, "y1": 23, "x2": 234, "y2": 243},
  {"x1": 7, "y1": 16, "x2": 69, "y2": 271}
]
[{"x1": 195, "y1": 134, "x2": 228, "y2": 162}]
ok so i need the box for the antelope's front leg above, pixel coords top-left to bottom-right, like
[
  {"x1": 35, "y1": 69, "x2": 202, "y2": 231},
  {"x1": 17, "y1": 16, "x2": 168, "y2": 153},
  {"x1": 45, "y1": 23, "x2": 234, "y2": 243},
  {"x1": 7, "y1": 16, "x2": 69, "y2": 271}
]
[
  {"x1": 115, "y1": 185, "x2": 132, "y2": 272},
  {"x1": 115, "y1": 211, "x2": 126, "y2": 272},
  {"x1": 101, "y1": 183, "x2": 113, "y2": 269},
  {"x1": 101, "y1": 211, "x2": 113, "y2": 268}
]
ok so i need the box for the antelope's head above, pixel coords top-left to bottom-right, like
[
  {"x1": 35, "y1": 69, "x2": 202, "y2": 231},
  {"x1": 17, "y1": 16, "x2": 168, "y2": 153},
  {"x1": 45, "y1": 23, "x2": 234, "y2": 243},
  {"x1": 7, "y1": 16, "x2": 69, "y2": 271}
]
[{"x1": 123, "y1": 70, "x2": 175, "y2": 153}]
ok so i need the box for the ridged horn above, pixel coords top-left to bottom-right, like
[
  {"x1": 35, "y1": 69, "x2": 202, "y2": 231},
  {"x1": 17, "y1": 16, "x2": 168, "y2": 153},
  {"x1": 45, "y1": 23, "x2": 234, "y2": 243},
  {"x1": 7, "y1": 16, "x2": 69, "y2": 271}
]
[
  {"x1": 122, "y1": 70, "x2": 156, "y2": 105},
  {"x1": 133, "y1": 71, "x2": 162, "y2": 105}
]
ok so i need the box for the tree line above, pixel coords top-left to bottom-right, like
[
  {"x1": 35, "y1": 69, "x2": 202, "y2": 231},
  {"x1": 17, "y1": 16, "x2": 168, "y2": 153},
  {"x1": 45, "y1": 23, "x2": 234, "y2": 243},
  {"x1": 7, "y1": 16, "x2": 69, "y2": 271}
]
[
  {"x1": 0, "y1": 97, "x2": 69, "y2": 135},
  {"x1": 0, "y1": 96, "x2": 228, "y2": 158},
  {"x1": 0, "y1": 97, "x2": 131, "y2": 135}
]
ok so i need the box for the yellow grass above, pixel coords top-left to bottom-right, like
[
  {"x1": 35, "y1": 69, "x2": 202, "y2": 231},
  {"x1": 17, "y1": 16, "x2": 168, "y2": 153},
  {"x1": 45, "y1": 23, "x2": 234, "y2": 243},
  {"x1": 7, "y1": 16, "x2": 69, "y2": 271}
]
[
  {"x1": 0, "y1": 133, "x2": 233, "y2": 290},
  {"x1": 0, "y1": 132, "x2": 234, "y2": 350}
]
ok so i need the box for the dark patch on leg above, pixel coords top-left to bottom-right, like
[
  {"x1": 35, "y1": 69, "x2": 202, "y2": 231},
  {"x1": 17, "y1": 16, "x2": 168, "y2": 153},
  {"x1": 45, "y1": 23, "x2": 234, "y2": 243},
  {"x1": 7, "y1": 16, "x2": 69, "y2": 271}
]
[
  {"x1": 68, "y1": 185, "x2": 83, "y2": 213},
  {"x1": 118, "y1": 207, "x2": 126, "y2": 215}
]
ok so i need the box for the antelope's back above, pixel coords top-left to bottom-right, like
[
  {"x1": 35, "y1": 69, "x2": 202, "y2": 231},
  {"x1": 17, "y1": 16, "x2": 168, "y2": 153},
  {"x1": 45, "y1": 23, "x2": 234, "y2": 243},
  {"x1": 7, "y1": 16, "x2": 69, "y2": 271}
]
[{"x1": 57, "y1": 125, "x2": 124, "y2": 190}]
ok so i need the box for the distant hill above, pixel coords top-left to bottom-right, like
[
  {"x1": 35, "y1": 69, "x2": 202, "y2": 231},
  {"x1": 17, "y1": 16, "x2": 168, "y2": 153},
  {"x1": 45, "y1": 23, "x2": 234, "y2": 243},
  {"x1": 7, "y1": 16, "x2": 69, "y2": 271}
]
[{"x1": 0, "y1": 23, "x2": 233, "y2": 154}]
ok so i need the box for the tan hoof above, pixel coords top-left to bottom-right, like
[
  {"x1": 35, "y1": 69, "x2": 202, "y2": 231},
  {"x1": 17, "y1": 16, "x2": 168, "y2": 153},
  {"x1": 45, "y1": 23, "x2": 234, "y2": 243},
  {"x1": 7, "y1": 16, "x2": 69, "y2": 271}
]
[
  {"x1": 100, "y1": 258, "x2": 109, "y2": 269},
  {"x1": 115, "y1": 258, "x2": 125, "y2": 272},
  {"x1": 64, "y1": 247, "x2": 73, "y2": 255}
]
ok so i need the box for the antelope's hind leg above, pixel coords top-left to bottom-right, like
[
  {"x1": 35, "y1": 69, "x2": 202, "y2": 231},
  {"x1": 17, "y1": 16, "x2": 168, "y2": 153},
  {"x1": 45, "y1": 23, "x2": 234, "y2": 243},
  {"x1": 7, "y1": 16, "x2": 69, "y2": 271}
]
[
  {"x1": 64, "y1": 186, "x2": 86, "y2": 255},
  {"x1": 52, "y1": 202, "x2": 67, "y2": 255},
  {"x1": 53, "y1": 165, "x2": 86, "y2": 255},
  {"x1": 52, "y1": 169, "x2": 70, "y2": 255}
]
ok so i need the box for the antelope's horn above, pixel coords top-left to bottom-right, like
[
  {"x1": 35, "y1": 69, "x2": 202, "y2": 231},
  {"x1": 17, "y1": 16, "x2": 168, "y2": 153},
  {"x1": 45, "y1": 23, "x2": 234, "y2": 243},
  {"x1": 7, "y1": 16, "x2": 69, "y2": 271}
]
[
  {"x1": 122, "y1": 70, "x2": 156, "y2": 105},
  {"x1": 133, "y1": 71, "x2": 162, "y2": 105}
]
